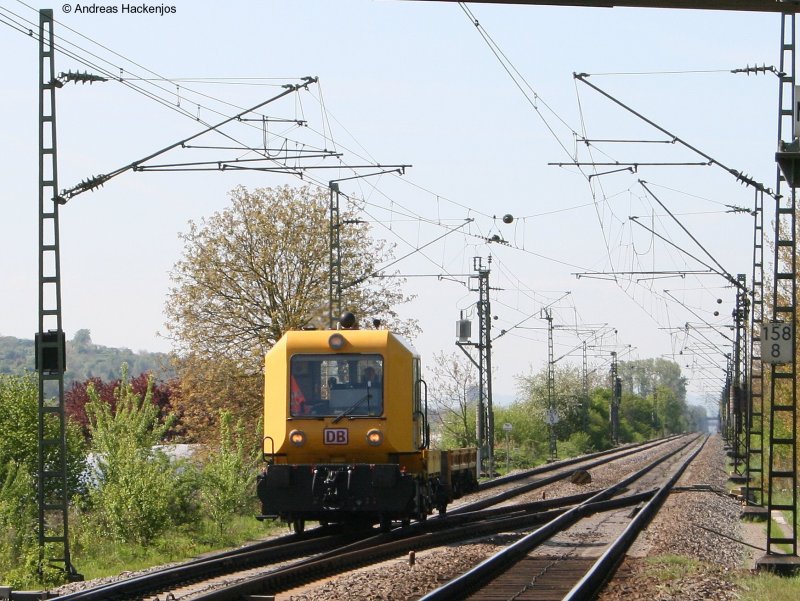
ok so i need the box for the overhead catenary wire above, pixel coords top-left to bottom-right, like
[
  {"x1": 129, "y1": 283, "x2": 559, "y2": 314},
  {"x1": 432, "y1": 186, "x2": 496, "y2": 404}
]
[
  {"x1": 457, "y1": 2, "x2": 582, "y2": 164},
  {"x1": 5, "y1": 2, "x2": 732, "y2": 388},
  {"x1": 2, "y1": 5, "x2": 494, "y2": 296},
  {"x1": 638, "y1": 180, "x2": 744, "y2": 291},
  {"x1": 567, "y1": 70, "x2": 765, "y2": 347},
  {"x1": 3, "y1": 3, "x2": 326, "y2": 157},
  {"x1": 12, "y1": 3, "x2": 600, "y2": 292},
  {"x1": 574, "y1": 72, "x2": 775, "y2": 198}
]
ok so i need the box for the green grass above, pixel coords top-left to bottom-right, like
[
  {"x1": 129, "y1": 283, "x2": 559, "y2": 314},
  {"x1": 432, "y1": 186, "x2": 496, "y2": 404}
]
[
  {"x1": 642, "y1": 554, "x2": 800, "y2": 600},
  {"x1": 738, "y1": 571, "x2": 800, "y2": 601},
  {"x1": 70, "y1": 514, "x2": 283, "y2": 581},
  {"x1": 643, "y1": 554, "x2": 701, "y2": 581},
  {"x1": 767, "y1": 518, "x2": 795, "y2": 555},
  {"x1": 2, "y1": 514, "x2": 284, "y2": 589}
]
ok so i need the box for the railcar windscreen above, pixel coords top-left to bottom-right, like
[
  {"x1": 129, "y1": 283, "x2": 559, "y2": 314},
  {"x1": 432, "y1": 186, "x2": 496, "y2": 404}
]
[{"x1": 289, "y1": 354, "x2": 383, "y2": 417}]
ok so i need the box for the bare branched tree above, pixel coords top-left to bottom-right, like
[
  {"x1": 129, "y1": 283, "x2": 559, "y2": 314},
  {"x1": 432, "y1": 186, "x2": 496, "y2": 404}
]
[{"x1": 428, "y1": 351, "x2": 478, "y2": 448}]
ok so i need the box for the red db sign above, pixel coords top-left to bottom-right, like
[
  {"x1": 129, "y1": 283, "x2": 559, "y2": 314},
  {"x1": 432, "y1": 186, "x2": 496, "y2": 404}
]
[{"x1": 323, "y1": 428, "x2": 348, "y2": 445}]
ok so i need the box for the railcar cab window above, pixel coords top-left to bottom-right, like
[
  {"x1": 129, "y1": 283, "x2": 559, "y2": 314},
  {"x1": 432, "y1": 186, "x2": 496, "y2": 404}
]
[{"x1": 289, "y1": 354, "x2": 384, "y2": 418}]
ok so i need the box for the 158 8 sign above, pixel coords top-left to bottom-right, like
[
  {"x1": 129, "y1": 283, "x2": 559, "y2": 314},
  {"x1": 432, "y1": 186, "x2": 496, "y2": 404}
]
[{"x1": 760, "y1": 322, "x2": 794, "y2": 364}]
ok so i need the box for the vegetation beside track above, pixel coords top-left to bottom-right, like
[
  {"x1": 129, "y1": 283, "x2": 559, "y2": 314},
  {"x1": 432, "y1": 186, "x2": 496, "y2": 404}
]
[
  {"x1": 600, "y1": 555, "x2": 752, "y2": 600},
  {"x1": 432, "y1": 353, "x2": 706, "y2": 469},
  {"x1": 635, "y1": 554, "x2": 800, "y2": 601},
  {"x1": 0, "y1": 369, "x2": 275, "y2": 589},
  {"x1": 0, "y1": 349, "x2": 711, "y2": 591},
  {"x1": 737, "y1": 569, "x2": 800, "y2": 601},
  {"x1": 69, "y1": 513, "x2": 281, "y2": 583}
]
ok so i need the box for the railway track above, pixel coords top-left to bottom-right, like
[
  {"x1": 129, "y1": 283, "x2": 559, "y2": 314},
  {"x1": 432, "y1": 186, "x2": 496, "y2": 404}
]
[
  {"x1": 451, "y1": 434, "x2": 682, "y2": 514},
  {"x1": 47, "y1": 435, "x2": 698, "y2": 601},
  {"x1": 421, "y1": 433, "x2": 708, "y2": 600}
]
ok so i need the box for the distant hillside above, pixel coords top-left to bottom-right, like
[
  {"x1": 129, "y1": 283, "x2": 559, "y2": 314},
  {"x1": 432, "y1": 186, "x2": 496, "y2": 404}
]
[{"x1": 0, "y1": 329, "x2": 174, "y2": 385}]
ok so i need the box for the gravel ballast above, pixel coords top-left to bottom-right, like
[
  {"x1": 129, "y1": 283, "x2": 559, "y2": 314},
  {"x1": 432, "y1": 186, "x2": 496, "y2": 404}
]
[{"x1": 599, "y1": 433, "x2": 755, "y2": 601}]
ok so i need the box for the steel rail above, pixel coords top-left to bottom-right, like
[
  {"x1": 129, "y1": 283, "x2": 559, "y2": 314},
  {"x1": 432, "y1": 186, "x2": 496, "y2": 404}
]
[
  {"x1": 452, "y1": 435, "x2": 684, "y2": 513},
  {"x1": 185, "y1": 438, "x2": 697, "y2": 600},
  {"x1": 417, "y1": 434, "x2": 702, "y2": 600},
  {"x1": 477, "y1": 434, "x2": 681, "y2": 492},
  {"x1": 562, "y1": 435, "x2": 709, "y2": 600},
  {"x1": 340, "y1": 488, "x2": 658, "y2": 547},
  {"x1": 187, "y1": 491, "x2": 658, "y2": 601}
]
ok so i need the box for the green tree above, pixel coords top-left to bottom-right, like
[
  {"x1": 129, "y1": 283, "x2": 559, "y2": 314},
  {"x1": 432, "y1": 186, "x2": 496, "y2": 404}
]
[
  {"x1": 587, "y1": 389, "x2": 613, "y2": 450},
  {"x1": 492, "y1": 403, "x2": 549, "y2": 467},
  {"x1": 513, "y1": 363, "x2": 599, "y2": 442},
  {"x1": 656, "y1": 384, "x2": 688, "y2": 435},
  {"x1": 619, "y1": 358, "x2": 687, "y2": 403},
  {"x1": 164, "y1": 185, "x2": 415, "y2": 439},
  {"x1": 71, "y1": 329, "x2": 93, "y2": 351},
  {"x1": 84, "y1": 365, "x2": 178, "y2": 544},
  {"x1": 619, "y1": 391, "x2": 656, "y2": 441}
]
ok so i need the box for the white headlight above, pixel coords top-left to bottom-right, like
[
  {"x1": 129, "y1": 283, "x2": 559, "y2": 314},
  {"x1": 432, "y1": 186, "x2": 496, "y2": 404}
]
[{"x1": 329, "y1": 333, "x2": 346, "y2": 350}]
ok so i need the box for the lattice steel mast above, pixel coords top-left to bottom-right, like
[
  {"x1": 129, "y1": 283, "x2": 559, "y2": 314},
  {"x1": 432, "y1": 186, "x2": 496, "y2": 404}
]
[
  {"x1": 543, "y1": 308, "x2": 557, "y2": 460},
  {"x1": 610, "y1": 351, "x2": 620, "y2": 445},
  {"x1": 36, "y1": 9, "x2": 80, "y2": 581},
  {"x1": 764, "y1": 10, "x2": 799, "y2": 564},
  {"x1": 474, "y1": 257, "x2": 494, "y2": 473},
  {"x1": 746, "y1": 189, "x2": 766, "y2": 509},
  {"x1": 731, "y1": 274, "x2": 748, "y2": 475},
  {"x1": 455, "y1": 257, "x2": 496, "y2": 475},
  {"x1": 328, "y1": 183, "x2": 343, "y2": 328}
]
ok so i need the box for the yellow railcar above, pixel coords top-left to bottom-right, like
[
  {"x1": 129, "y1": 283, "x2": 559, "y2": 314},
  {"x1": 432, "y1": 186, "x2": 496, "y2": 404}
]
[{"x1": 256, "y1": 324, "x2": 477, "y2": 532}]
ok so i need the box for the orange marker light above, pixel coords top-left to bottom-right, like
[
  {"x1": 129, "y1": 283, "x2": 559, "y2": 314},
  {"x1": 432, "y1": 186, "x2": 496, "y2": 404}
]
[
  {"x1": 366, "y1": 429, "x2": 383, "y2": 446},
  {"x1": 289, "y1": 430, "x2": 306, "y2": 447}
]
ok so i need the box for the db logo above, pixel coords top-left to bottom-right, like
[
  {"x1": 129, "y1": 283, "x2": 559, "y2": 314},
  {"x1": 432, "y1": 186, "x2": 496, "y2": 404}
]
[{"x1": 323, "y1": 428, "x2": 349, "y2": 445}]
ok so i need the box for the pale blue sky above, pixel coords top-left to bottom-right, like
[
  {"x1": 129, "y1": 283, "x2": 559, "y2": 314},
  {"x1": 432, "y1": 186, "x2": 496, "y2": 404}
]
[{"x1": 0, "y1": 1, "x2": 783, "y2": 409}]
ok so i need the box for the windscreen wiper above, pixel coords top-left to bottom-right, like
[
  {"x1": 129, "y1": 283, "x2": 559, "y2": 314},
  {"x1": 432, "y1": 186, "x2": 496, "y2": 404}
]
[{"x1": 332, "y1": 390, "x2": 372, "y2": 424}]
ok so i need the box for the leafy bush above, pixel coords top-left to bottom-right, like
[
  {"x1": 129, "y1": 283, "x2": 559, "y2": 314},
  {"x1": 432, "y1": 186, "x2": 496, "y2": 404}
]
[
  {"x1": 0, "y1": 373, "x2": 86, "y2": 494},
  {"x1": 0, "y1": 461, "x2": 37, "y2": 584},
  {"x1": 561, "y1": 431, "x2": 593, "y2": 457},
  {"x1": 198, "y1": 411, "x2": 258, "y2": 535},
  {"x1": 66, "y1": 373, "x2": 178, "y2": 440},
  {"x1": 0, "y1": 373, "x2": 86, "y2": 586},
  {"x1": 84, "y1": 364, "x2": 178, "y2": 544}
]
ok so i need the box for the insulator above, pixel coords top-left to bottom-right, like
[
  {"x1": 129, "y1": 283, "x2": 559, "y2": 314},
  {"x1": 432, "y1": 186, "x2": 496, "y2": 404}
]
[{"x1": 59, "y1": 70, "x2": 108, "y2": 84}]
